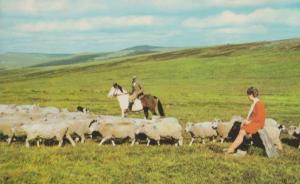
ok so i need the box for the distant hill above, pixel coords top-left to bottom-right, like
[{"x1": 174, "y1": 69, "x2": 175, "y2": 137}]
[
  {"x1": 121, "y1": 45, "x2": 164, "y2": 51},
  {"x1": 32, "y1": 45, "x2": 175, "y2": 67},
  {"x1": 0, "y1": 52, "x2": 72, "y2": 68},
  {"x1": 0, "y1": 45, "x2": 173, "y2": 68},
  {"x1": 33, "y1": 53, "x2": 111, "y2": 67}
]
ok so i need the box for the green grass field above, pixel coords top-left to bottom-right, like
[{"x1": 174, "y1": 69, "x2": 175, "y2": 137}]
[{"x1": 0, "y1": 39, "x2": 300, "y2": 183}]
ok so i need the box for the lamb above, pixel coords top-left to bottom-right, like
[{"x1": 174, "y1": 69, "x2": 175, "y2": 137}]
[
  {"x1": 185, "y1": 122, "x2": 218, "y2": 145},
  {"x1": 0, "y1": 115, "x2": 32, "y2": 144},
  {"x1": 287, "y1": 125, "x2": 300, "y2": 149},
  {"x1": 37, "y1": 106, "x2": 60, "y2": 115},
  {"x1": 15, "y1": 104, "x2": 39, "y2": 113},
  {"x1": 0, "y1": 104, "x2": 17, "y2": 115},
  {"x1": 216, "y1": 121, "x2": 233, "y2": 143},
  {"x1": 93, "y1": 115, "x2": 152, "y2": 126},
  {"x1": 89, "y1": 120, "x2": 137, "y2": 146},
  {"x1": 135, "y1": 117, "x2": 183, "y2": 146},
  {"x1": 40, "y1": 110, "x2": 97, "y2": 143},
  {"x1": 21, "y1": 121, "x2": 76, "y2": 147},
  {"x1": 0, "y1": 121, "x2": 25, "y2": 144},
  {"x1": 65, "y1": 114, "x2": 97, "y2": 143},
  {"x1": 215, "y1": 115, "x2": 244, "y2": 143}
]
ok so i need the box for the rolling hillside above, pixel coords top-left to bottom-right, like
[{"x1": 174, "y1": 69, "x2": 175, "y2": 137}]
[
  {"x1": 0, "y1": 39, "x2": 300, "y2": 183},
  {"x1": 0, "y1": 52, "x2": 72, "y2": 68},
  {"x1": 0, "y1": 45, "x2": 173, "y2": 68}
]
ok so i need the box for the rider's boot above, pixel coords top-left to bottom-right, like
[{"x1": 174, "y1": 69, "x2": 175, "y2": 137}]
[{"x1": 128, "y1": 102, "x2": 134, "y2": 112}]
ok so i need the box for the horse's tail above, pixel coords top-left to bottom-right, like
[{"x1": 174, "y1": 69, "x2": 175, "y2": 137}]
[{"x1": 154, "y1": 96, "x2": 165, "y2": 117}]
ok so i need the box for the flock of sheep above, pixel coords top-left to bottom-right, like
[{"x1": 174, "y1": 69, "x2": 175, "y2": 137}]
[{"x1": 0, "y1": 104, "x2": 299, "y2": 150}]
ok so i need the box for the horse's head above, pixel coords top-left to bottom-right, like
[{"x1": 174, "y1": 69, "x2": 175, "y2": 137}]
[{"x1": 107, "y1": 83, "x2": 125, "y2": 97}]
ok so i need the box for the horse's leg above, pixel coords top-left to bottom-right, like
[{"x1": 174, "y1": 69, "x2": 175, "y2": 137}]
[
  {"x1": 121, "y1": 109, "x2": 125, "y2": 117},
  {"x1": 151, "y1": 107, "x2": 157, "y2": 116},
  {"x1": 143, "y1": 107, "x2": 149, "y2": 119},
  {"x1": 150, "y1": 98, "x2": 160, "y2": 117}
]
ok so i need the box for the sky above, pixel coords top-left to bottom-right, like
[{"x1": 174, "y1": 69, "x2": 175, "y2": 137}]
[{"x1": 0, "y1": 0, "x2": 300, "y2": 53}]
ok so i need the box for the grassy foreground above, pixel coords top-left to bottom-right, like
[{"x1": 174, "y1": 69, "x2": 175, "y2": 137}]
[{"x1": 0, "y1": 39, "x2": 300, "y2": 183}]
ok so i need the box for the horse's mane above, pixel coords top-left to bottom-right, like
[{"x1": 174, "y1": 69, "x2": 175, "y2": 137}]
[
  {"x1": 118, "y1": 85, "x2": 123, "y2": 93},
  {"x1": 113, "y1": 83, "x2": 124, "y2": 93}
]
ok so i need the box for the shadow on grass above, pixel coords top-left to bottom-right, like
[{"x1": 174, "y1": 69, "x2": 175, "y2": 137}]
[
  {"x1": 90, "y1": 132, "x2": 180, "y2": 146},
  {"x1": 282, "y1": 138, "x2": 299, "y2": 149}
]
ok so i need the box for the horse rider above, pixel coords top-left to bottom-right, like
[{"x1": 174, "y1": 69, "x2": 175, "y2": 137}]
[{"x1": 127, "y1": 76, "x2": 144, "y2": 112}]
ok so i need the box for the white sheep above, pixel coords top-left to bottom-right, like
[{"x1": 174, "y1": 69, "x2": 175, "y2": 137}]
[
  {"x1": 0, "y1": 104, "x2": 17, "y2": 115},
  {"x1": 21, "y1": 121, "x2": 76, "y2": 147},
  {"x1": 216, "y1": 121, "x2": 234, "y2": 143},
  {"x1": 185, "y1": 122, "x2": 218, "y2": 145},
  {"x1": 40, "y1": 111, "x2": 98, "y2": 143},
  {"x1": 0, "y1": 121, "x2": 25, "y2": 144},
  {"x1": 15, "y1": 104, "x2": 39, "y2": 113},
  {"x1": 135, "y1": 117, "x2": 183, "y2": 146},
  {"x1": 215, "y1": 115, "x2": 244, "y2": 143},
  {"x1": 0, "y1": 115, "x2": 34, "y2": 144},
  {"x1": 65, "y1": 114, "x2": 97, "y2": 143},
  {"x1": 89, "y1": 120, "x2": 137, "y2": 146},
  {"x1": 37, "y1": 106, "x2": 60, "y2": 115}
]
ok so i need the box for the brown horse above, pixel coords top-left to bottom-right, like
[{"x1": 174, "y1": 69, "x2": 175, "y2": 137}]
[{"x1": 139, "y1": 94, "x2": 165, "y2": 119}]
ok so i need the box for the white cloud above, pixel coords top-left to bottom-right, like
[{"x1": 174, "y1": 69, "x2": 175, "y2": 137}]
[
  {"x1": 123, "y1": 0, "x2": 297, "y2": 10},
  {"x1": 210, "y1": 0, "x2": 296, "y2": 6},
  {"x1": 215, "y1": 25, "x2": 267, "y2": 34},
  {"x1": 0, "y1": 0, "x2": 106, "y2": 15},
  {"x1": 182, "y1": 8, "x2": 300, "y2": 28},
  {"x1": 15, "y1": 16, "x2": 159, "y2": 32},
  {"x1": 0, "y1": 0, "x2": 68, "y2": 15},
  {"x1": 1, "y1": 0, "x2": 298, "y2": 16}
]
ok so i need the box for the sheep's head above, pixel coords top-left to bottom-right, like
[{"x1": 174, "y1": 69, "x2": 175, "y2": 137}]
[
  {"x1": 212, "y1": 119, "x2": 222, "y2": 129},
  {"x1": 61, "y1": 108, "x2": 69, "y2": 113},
  {"x1": 185, "y1": 122, "x2": 194, "y2": 132},
  {"x1": 278, "y1": 124, "x2": 286, "y2": 133},
  {"x1": 287, "y1": 126, "x2": 298, "y2": 136}
]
